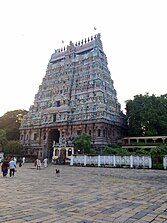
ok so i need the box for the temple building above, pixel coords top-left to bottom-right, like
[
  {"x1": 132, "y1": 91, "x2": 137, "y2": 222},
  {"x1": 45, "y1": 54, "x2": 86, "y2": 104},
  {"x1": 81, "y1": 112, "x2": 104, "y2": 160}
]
[{"x1": 20, "y1": 33, "x2": 127, "y2": 159}]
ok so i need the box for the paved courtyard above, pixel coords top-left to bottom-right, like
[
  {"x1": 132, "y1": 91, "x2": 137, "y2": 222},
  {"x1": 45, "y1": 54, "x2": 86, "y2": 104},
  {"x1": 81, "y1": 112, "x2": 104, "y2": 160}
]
[{"x1": 0, "y1": 164, "x2": 167, "y2": 223}]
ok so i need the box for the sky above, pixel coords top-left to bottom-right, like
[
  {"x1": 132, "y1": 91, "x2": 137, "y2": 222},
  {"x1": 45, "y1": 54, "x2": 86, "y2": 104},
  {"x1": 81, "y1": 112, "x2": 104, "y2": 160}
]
[{"x1": 0, "y1": 0, "x2": 167, "y2": 116}]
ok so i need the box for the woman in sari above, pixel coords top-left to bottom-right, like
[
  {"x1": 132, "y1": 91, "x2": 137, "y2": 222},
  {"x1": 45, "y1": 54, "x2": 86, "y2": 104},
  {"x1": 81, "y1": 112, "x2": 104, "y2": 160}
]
[
  {"x1": 1, "y1": 158, "x2": 9, "y2": 176},
  {"x1": 42, "y1": 158, "x2": 48, "y2": 168}
]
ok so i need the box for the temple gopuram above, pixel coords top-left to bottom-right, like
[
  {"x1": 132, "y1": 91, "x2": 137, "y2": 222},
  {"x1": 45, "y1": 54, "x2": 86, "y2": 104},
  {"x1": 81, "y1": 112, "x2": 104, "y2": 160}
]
[{"x1": 20, "y1": 33, "x2": 127, "y2": 159}]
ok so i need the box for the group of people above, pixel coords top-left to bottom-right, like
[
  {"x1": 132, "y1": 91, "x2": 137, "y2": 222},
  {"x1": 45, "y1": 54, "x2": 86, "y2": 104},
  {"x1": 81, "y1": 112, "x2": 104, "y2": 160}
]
[
  {"x1": 1, "y1": 156, "x2": 25, "y2": 177},
  {"x1": 1, "y1": 157, "x2": 16, "y2": 177},
  {"x1": 1, "y1": 156, "x2": 48, "y2": 176},
  {"x1": 34, "y1": 157, "x2": 48, "y2": 170}
]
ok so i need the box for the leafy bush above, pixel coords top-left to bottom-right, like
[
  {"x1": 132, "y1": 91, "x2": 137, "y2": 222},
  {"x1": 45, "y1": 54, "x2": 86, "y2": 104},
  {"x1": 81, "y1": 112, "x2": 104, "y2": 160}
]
[
  {"x1": 88, "y1": 148, "x2": 98, "y2": 155},
  {"x1": 150, "y1": 145, "x2": 167, "y2": 155},
  {"x1": 102, "y1": 145, "x2": 130, "y2": 155}
]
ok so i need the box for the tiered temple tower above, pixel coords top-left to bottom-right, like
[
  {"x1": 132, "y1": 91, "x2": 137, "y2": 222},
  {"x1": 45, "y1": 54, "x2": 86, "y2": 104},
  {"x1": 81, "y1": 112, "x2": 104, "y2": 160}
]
[{"x1": 20, "y1": 33, "x2": 127, "y2": 159}]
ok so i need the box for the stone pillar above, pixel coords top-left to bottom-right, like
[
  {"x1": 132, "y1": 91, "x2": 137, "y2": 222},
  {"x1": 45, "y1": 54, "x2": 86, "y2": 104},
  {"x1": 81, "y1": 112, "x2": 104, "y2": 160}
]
[
  {"x1": 58, "y1": 148, "x2": 61, "y2": 157},
  {"x1": 98, "y1": 155, "x2": 101, "y2": 167},
  {"x1": 143, "y1": 156, "x2": 145, "y2": 167},
  {"x1": 153, "y1": 139, "x2": 156, "y2": 144},
  {"x1": 130, "y1": 155, "x2": 133, "y2": 168},
  {"x1": 103, "y1": 156, "x2": 106, "y2": 165},
  {"x1": 149, "y1": 156, "x2": 152, "y2": 169},
  {"x1": 70, "y1": 155, "x2": 73, "y2": 166},
  {"x1": 113, "y1": 155, "x2": 116, "y2": 167},
  {"x1": 84, "y1": 155, "x2": 87, "y2": 166},
  {"x1": 163, "y1": 156, "x2": 167, "y2": 169},
  {"x1": 66, "y1": 148, "x2": 68, "y2": 157},
  {"x1": 162, "y1": 138, "x2": 165, "y2": 144}
]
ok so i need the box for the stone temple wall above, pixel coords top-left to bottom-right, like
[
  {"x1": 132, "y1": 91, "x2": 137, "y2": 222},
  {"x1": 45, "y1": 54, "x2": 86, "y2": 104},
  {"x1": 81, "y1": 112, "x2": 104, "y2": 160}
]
[{"x1": 20, "y1": 33, "x2": 127, "y2": 159}]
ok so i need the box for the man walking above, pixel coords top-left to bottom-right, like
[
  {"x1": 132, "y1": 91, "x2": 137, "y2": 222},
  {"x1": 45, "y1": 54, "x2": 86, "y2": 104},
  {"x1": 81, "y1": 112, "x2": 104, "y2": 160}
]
[{"x1": 9, "y1": 158, "x2": 16, "y2": 177}]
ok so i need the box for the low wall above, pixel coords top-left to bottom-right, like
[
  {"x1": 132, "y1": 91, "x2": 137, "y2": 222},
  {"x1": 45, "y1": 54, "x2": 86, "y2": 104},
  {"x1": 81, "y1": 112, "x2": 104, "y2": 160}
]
[{"x1": 70, "y1": 155, "x2": 152, "y2": 168}]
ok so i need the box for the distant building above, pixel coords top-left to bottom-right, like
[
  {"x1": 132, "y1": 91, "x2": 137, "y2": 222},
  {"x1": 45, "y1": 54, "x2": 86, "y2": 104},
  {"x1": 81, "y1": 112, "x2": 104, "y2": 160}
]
[
  {"x1": 122, "y1": 136, "x2": 167, "y2": 150},
  {"x1": 20, "y1": 33, "x2": 127, "y2": 159}
]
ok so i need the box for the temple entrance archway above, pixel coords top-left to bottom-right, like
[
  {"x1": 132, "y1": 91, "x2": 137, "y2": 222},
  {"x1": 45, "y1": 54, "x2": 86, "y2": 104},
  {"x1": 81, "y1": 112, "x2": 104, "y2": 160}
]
[{"x1": 47, "y1": 129, "x2": 60, "y2": 159}]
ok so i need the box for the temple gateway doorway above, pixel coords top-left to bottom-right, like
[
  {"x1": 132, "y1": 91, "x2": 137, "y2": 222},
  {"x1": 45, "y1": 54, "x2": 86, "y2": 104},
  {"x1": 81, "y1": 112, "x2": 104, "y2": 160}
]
[{"x1": 47, "y1": 129, "x2": 60, "y2": 159}]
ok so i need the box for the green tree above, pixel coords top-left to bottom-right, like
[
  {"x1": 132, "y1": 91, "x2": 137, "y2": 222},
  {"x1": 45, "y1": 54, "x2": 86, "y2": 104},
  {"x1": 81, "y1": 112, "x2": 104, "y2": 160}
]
[
  {"x1": 4, "y1": 140, "x2": 23, "y2": 156},
  {"x1": 0, "y1": 129, "x2": 8, "y2": 151},
  {"x1": 72, "y1": 133, "x2": 91, "y2": 154},
  {"x1": 0, "y1": 109, "x2": 27, "y2": 140},
  {"x1": 126, "y1": 93, "x2": 167, "y2": 136}
]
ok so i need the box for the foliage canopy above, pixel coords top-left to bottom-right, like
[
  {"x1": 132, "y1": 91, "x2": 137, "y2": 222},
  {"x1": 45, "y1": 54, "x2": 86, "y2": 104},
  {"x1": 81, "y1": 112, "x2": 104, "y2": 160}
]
[
  {"x1": 72, "y1": 133, "x2": 91, "y2": 154},
  {"x1": 126, "y1": 93, "x2": 167, "y2": 136},
  {"x1": 0, "y1": 109, "x2": 27, "y2": 140},
  {"x1": 0, "y1": 129, "x2": 8, "y2": 151},
  {"x1": 4, "y1": 140, "x2": 23, "y2": 156}
]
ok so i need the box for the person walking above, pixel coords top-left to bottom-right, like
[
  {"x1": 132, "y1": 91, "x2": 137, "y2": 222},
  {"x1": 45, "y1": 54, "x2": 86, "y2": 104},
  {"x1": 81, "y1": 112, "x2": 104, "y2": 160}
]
[
  {"x1": 18, "y1": 158, "x2": 22, "y2": 167},
  {"x1": 9, "y1": 158, "x2": 16, "y2": 177},
  {"x1": 1, "y1": 158, "x2": 9, "y2": 177},
  {"x1": 22, "y1": 157, "x2": 25, "y2": 165},
  {"x1": 43, "y1": 157, "x2": 48, "y2": 168},
  {"x1": 36, "y1": 158, "x2": 42, "y2": 170}
]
